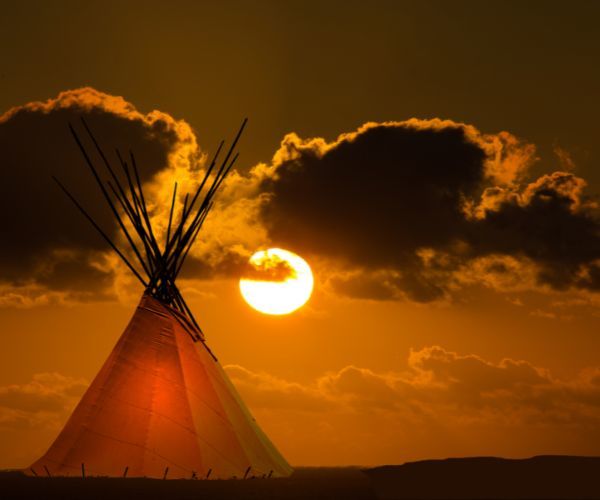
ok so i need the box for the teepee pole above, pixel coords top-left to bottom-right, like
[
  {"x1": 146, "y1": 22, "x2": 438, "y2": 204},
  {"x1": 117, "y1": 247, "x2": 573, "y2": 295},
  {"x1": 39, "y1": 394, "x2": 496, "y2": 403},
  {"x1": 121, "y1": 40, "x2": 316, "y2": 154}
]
[
  {"x1": 150, "y1": 133, "x2": 228, "y2": 285},
  {"x1": 129, "y1": 151, "x2": 163, "y2": 261},
  {"x1": 178, "y1": 194, "x2": 189, "y2": 246},
  {"x1": 107, "y1": 174, "x2": 154, "y2": 268},
  {"x1": 165, "y1": 151, "x2": 236, "y2": 276},
  {"x1": 158, "y1": 141, "x2": 221, "y2": 264},
  {"x1": 115, "y1": 151, "x2": 145, "y2": 227},
  {"x1": 80, "y1": 118, "x2": 144, "y2": 227},
  {"x1": 174, "y1": 147, "x2": 240, "y2": 262},
  {"x1": 173, "y1": 202, "x2": 212, "y2": 279},
  {"x1": 63, "y1": 117, "x2": 247, "y2": 328},
  {"x1": 173, "y1": 287, "x2": 203, "y2": 336},
  {"x1": 161, "y1": 120, "x2": 244, "y2": 266},
  {"x1": 52, "y1": 177, "x2": 148, "y2": 286},
  {"x1": 114, "y1": 151, "x2": 159, "y2": 273},
  {"x1": 166, "y1": 182, "x2": 178, "y2": 249},
  {"x1": 179, "y1": 140, "x2": 224, "y2": 222},
  {"x1": 69, "y1": 124, "x2": 150, "y2": 281},
  {"x1": 106, "y1": 181, "x2": 153, "y2": 277},
  {"x1": 178, "y1": 150, "x2": 239, "y2": 259}
]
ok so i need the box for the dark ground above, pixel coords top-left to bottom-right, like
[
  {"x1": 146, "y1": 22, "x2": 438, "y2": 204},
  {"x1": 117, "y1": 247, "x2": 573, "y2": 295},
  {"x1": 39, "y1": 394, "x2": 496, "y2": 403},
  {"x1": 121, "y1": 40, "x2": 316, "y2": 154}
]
[
  {"x1": 1, "y1": 456, "x2": 599, "y2": 500},
  {"x1": 365, "y1": 455, "x2": 600, "y2": 499}
]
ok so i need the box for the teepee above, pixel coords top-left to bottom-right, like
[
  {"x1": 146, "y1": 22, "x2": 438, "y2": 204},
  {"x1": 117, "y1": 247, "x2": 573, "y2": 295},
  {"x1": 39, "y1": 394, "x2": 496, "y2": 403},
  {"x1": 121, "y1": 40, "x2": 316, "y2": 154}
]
[{"x1": 29, "y1": 119, "x2": 292, "y2": 479}]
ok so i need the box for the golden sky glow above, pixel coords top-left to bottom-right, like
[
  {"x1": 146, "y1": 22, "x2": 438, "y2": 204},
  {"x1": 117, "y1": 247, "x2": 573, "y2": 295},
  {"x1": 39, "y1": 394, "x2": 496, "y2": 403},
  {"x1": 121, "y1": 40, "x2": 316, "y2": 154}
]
[{"x1": 0, "y1": 0, "x2": 599, "y2": 470}]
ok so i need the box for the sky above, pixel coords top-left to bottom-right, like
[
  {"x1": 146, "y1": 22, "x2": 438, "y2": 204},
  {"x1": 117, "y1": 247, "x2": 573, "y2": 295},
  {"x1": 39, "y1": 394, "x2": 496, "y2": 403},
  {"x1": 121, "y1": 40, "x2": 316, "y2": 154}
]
[{"x1": 1, "y1": 0, "x2": 600, "y2": 468}]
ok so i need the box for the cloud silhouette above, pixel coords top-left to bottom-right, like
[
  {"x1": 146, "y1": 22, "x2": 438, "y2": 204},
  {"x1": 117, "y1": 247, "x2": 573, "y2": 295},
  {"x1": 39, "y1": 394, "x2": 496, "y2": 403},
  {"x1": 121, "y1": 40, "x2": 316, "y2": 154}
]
[
  {"x1": 257, "y1": 121, "x2": 599, "y2": 301},
  {"x1": 1, "y1": 90, "x2": 598, "y2": 305},
  {"x1": 0, "y1": 88, "x2": 200, "y2": 302},
  {"x1": 468, "y1": 172, "x2": 600, "y2": 292},
  {"x1": 3, "y1": 351, "x2": 597, "y2": 468},
  {"x1": 0, "y1": 373, "x2": 87, "y2": 430},
  {"x1": 223, "y1": 346, "x2": 600, "y2": 464},
  {"x1": 227, "y1": 345, "x2": 600, "y2": 427}
]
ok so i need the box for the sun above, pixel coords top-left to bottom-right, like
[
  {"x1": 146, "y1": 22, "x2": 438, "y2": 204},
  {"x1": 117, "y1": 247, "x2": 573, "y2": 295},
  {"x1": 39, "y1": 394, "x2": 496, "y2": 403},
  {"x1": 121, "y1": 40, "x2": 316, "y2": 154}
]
[{"x1": 239, "y1": 248, "x2": 314, "y2": 315}]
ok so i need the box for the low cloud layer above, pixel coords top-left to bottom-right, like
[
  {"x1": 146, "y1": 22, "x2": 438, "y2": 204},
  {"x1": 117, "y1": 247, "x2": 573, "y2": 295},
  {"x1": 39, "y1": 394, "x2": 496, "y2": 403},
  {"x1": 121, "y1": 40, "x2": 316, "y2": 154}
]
[
  {"x1": 3, "y1": 349, "x2": 597, "y2": 467},
  {"x1": 0, "y1": 373, "x2": 87, "y2": 430},
  {"x1": 0, "y1": 373, "x2": 88, "y2": 468},
  {"x1": 228, "y1": 345, "x2": 600, "y2": 422},
  {"x1": 226, "y1": 346, "x2": 600, "y2": 464}
]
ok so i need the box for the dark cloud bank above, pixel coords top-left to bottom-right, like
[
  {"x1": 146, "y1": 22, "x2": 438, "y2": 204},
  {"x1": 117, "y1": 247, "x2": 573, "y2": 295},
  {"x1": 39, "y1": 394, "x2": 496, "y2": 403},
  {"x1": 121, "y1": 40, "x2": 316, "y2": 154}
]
[
  {"x1": 259, "y1": 122, "x2": 600, "y2": 302},
  {"x1": 0, "y1": 88, "x2": 197, "y2": 302},
  {"x1": 0, "y1": 89, "x2": 598, "y2": 304}
]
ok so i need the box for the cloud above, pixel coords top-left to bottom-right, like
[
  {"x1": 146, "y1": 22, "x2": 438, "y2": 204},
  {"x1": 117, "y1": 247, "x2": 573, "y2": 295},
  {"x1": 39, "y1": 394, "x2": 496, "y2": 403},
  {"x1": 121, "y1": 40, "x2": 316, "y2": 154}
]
[
  {"x1": 227, "y1": 346, "x2": 600, "y2": 422},
  {"x1": 0, "y1": 88, "x2": 201, "y2": 302},
  {"x1": 454, "y1": 254, "x2": 540, "y2": 293},
  {"x1": 241, "y1": 254, "x2": 297, "y2": 282},
  {"x1": 0, "y1": 283, "x2": 111, "y2": 309},
  {"x1": 224, "y1": 347, "x2": 600, "y2": 463},
  {"x1": 329, "y1": 269, "x2": 406, "y2": 301},
  {"x1": 260, "y1": 121, "x2": 488, "y2": 272},
  {"x1": 469, "y1": 172, "x2": 600, "y2": 292},
  {"x1": 3, "y1": 352, "x2": 599, "y2": 467},
  {"x1": 0, "y1": 373, "x2": 87, "y2": 430},
  {"x1": 225, "y1": 365, "x2": 330, "y2": 411},
  {"x1": 178, "y1": 170, "x2": 274, "y2": 281},
  {"x1": 252, "y1": 121, "x2": 599, "y2": 301},
  {"x1": 405, "y1": 346, "x2": 552, "y2": 407},
  {"x1": 2, "y1": 90, "x2": 598, "y2": 306},
  {"x1": 554, "y1": 146, "x2": 576, "y2": 171}
]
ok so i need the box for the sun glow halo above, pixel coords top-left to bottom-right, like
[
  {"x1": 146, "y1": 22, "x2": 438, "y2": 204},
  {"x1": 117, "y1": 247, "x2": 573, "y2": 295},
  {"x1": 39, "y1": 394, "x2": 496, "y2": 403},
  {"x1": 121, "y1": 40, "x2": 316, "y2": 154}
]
[{"x1": 239, "y1": 248, "x2": 313, "y2": 315}]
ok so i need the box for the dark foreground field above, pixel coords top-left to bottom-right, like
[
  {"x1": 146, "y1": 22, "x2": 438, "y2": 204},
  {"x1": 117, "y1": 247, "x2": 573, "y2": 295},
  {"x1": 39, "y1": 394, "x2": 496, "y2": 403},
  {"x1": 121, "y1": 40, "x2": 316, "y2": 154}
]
[
  {"x1": 1, "y1": 456, "x2": 599, "y2": 500},
  {"x1": 366, "y1": 455, "x2": 600, "y2": 499}
]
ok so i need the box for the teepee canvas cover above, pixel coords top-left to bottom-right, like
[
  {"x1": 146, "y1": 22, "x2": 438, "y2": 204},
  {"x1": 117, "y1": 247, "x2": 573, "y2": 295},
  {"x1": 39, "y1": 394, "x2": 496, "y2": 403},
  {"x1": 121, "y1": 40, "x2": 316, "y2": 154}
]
[
  {"x1": 31, "y1": 296, "x2": 290, "y2": 478},
  {"x1": 29, "y1": 120, "x2": 292, "y2": 479}
]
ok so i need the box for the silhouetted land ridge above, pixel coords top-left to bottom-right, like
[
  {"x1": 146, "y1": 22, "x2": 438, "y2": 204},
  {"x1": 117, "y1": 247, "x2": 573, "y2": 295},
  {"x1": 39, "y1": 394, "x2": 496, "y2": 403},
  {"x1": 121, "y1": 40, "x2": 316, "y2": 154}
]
[
  {"x1": 365, "y1": 455, "x2": 600, "y2": 499},
  {"x1": 1, "y1": 456, "x2": 599, "y2": 499}
]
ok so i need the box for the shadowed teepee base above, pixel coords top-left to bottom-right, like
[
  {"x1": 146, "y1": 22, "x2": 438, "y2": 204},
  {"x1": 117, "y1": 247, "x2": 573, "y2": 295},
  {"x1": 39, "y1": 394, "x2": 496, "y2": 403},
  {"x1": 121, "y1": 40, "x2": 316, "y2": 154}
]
[{"x1": 29, "y1": 295, "x2": 292, "y2": 479}]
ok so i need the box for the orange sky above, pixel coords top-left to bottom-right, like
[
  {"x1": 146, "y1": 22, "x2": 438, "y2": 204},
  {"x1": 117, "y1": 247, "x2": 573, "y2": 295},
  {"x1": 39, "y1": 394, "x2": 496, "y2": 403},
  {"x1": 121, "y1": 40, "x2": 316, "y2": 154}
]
[{"x1": 1, "y1": 0, "x2": 600, "y2": 468}]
